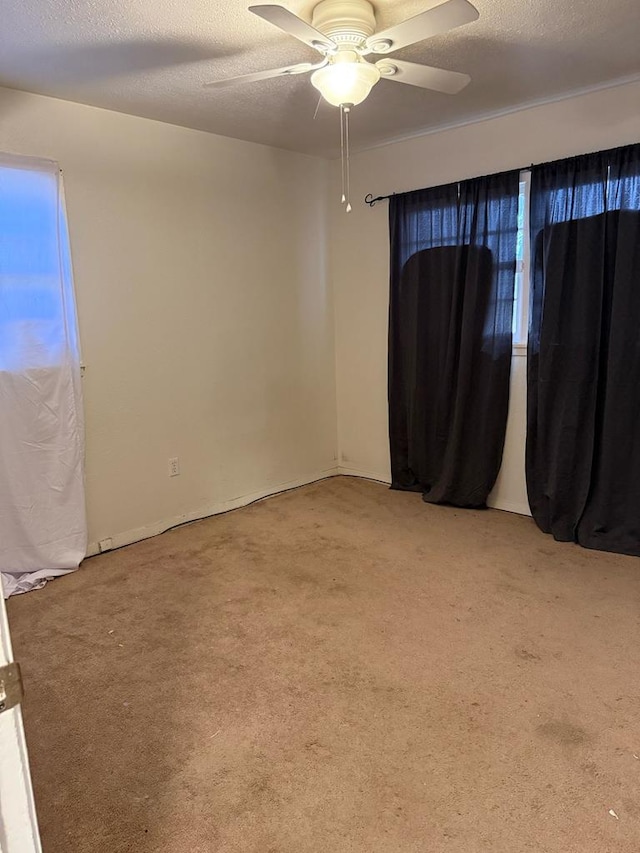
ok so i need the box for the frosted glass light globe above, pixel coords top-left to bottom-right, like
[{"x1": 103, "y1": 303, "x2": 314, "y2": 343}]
[{"x1": 311, "y1": 57, "x2": 381, "y2": 107}]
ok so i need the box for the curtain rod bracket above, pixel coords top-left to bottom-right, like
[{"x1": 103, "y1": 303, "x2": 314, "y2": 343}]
[{"x1": 365, "y1": 192, "x2": 395, "y2": 207}]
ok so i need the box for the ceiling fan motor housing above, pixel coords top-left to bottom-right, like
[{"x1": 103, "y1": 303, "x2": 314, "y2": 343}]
[{"x1": 311, "y1": 0, "x2": 376, "y2": 48}]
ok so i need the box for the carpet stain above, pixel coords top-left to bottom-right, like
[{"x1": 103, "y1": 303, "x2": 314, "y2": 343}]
[
  {"x1": 537, "y1": 719, "x2": 591, "y2": 746},
  {"x1": 515, "y1": 647, "x2": 542, "y2": 661}
]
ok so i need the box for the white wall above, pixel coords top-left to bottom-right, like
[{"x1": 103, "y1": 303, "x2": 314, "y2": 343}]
[
  {"x1": 330, "y1": 79, "x2": 640, "y2": 514},
  {"x1": 0, "y1": 86, "x2": 337, "y2": 552},
  {"x1": 1, "y1": 79, "x2": 638, "y2": 552}
]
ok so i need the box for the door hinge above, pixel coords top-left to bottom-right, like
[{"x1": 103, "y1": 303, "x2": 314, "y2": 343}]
[{"x1": 0, "y1": 663, "x2": 24, "y2": 714}]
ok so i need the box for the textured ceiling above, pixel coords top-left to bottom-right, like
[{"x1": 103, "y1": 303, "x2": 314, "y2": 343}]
[{"x1": 1, "y1": 0, "x2": 639, "y2": 157}]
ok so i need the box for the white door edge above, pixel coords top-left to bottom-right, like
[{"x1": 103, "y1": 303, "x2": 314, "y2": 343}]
[{"x1": 0, "y1": 594, "x2": 42, "y2": 853}]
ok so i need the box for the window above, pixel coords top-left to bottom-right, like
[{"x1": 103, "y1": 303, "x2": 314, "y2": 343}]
[
  {"x1": 512, "y1": 171, "x2": 531, "y2": 352},
  {"x1": 398, "y1": 174, "x2": 527, "y2": 356},
  {"x1": 0, "y1": 152, "x2": 86, "y2": 597},
  {"x1": 0, "y1": 155, "x2": 78, "y2": 371}
]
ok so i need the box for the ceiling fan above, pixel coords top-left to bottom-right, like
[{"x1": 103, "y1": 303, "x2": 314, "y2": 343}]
[
  {"x1": 204, "y1": 0, "x2": 479, "y2": 211},
  {"x1": 204, "y1": 0, "x2": 479, "y2": 106}
]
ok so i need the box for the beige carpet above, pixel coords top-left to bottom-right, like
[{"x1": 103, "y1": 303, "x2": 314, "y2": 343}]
[{"x1": 7, "y1": 476, "x2": 640, "y2": 853}]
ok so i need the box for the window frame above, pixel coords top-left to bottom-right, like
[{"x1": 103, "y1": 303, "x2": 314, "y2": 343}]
[{"x1": 512, "y1": 170, "x2": 531, "y2": 356}]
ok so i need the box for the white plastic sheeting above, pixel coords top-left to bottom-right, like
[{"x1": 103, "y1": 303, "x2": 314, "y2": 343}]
[{"x1": 0, "y1": 154, "x2": 86, "y2": 598}]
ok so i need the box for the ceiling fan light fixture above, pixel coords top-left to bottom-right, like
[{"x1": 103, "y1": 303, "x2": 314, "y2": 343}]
[{"x1": 311, "y1": 54, "x2": 381, "y2": 106}]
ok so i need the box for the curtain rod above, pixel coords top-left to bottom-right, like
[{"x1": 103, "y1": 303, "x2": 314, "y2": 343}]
[
  {"x1": 364, "y1": 141, "x2": 639, "y2": 207},
  {"x1": 364, "y1": 169, "x2": 529, "y2": 208}
]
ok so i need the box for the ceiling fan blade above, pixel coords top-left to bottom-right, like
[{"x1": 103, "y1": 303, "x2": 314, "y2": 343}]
[
  {"x1": 203, "y1": 61, "x2": 317, "y2": 89},
  {"x1": 376, "y1": 59, "x2": 470, "y2": 94},
  {"x1": 249, "y1": 5, "x2": 335, "y2": 52},
  {"x1": 365, "y1": 0, "x2": 478, "y2": 53}
]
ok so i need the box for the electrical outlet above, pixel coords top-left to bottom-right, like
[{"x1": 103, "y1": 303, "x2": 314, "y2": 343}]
[{"x1": 169, "y1": 457, "x2": 180, "y2": 477}]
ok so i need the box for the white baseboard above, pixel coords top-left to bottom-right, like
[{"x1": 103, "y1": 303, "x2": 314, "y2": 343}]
[
  {"x1": 86, "y1": 466, "x2": 532, "y2": 558},
  {"x1": 488, "y1": 498, "x2": 532, "y2": 517},
  {"x1": 339, "y1": 466, "x2": 531, "y2": 517},
  {"x1": 337, "y1": 465, "x2": 391, "y2": 484},
  {"x1": 86, "y1": 466, "x2": 340, "y2": 557}
]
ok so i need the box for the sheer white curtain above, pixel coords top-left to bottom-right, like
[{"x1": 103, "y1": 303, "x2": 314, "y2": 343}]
[{"x1": 0, "y1": 153, "x2": 87, "y2": 597}]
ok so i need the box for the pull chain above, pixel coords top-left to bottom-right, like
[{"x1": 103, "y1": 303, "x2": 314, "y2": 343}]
[
  {"x1": 344, "y1": 105, "x2": 351, "y2": 213},
  {"x1": 340, "y1": 104, "x2": 346, "y2": 205},
  {"x1": 339, "y1": 105, "x2": 352, "y2": 213}
]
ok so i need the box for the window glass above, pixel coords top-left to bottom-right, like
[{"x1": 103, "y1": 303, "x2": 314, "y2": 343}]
[{"x1": 0, "y1": 163, "x2": 76, "y2": 371}]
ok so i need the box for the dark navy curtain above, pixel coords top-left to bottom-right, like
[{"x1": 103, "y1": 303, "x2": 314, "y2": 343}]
[
  {"x1": 527, "y1": 143, "x2": 640, "y2": 556},
  {"x1": 388, "y1": 171, "x2": 520, "y2": 507}
]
